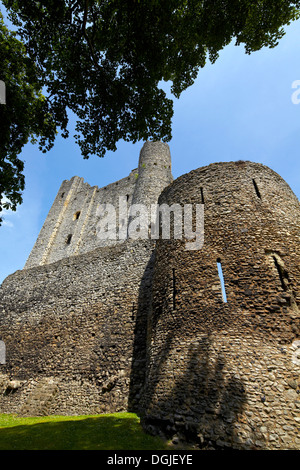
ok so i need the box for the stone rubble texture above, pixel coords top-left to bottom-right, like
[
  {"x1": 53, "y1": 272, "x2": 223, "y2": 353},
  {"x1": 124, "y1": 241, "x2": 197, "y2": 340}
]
[{"x1": 0, "y1": 141, "x2": 299, "y2": 450}]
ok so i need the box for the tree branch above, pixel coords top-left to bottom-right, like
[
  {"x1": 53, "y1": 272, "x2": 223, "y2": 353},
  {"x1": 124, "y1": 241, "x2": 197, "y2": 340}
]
[{"x1": 82, "y1": 0, "x2": 101, "y2": 70}]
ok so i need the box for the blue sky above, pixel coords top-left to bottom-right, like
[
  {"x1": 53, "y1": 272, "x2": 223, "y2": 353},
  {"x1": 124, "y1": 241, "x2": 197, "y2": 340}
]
[{"x1": 1, "y1": 19, "x2": 300, "y2": 284}]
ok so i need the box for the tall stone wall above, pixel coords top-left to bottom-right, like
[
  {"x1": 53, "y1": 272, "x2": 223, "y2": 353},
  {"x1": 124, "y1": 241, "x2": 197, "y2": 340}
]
[
  {"x1": 0, "y1": 143, "x2": 299, "y2": 450},
  {"x1": 142, "y1": 161, "x2": 300, "y2": 450},
  {"x1": 0, "y1": 140, "x2": 173, "y2": 417},
  {"x1": 24, "y1": 170, "x2": 138, "y2": 269},
  {"x1": 0, "y1": 240, "x2": 154, "y2": 416},
  {"x1": 25, "y1": 141, "x2": 172, "y2": 269}
]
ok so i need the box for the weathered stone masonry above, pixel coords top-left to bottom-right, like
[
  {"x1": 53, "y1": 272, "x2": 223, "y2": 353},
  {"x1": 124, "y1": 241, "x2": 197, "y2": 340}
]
[
  {"x1": 0, "y1": 142, "x2": 299, "y2": 450},
  {"x1": 0, "y1": 240, "x2": 155, "y2": 416},
  {"x1": 142, "y1": 161, "x2": 300, "y2": 449}
]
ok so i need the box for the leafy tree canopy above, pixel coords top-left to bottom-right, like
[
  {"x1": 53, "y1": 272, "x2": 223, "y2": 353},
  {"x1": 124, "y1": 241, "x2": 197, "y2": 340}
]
[
  {"x1": 1, "y1": 0, "x2": 300, "y2": 223},
  {"x1": 0, "y1": 10, "x2": 58, "y2": 223}
]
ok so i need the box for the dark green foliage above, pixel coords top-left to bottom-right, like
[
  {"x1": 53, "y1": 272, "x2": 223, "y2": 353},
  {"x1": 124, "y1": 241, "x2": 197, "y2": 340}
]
[
  {"x1": 1, "y1": 0, "x2": 299, "y2": 222},
  {"x1": 0, "y1": 11, "x2": 57, "y2": 222}
]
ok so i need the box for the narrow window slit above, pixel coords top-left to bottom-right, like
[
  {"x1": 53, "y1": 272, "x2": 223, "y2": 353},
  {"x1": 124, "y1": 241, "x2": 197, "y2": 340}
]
[
  {"x1": 172, "y1": 268, "x2": 176, "y2": 310},
  {"x1": 217, "y1": 258, "x2": 227, "y2": 303},
  {"x1": 73, "y1": 211, "x2": 81, "y2": 220},
  {"x1": 273, "y1": 256, "x2": 288, "y2": 291},
  {"x1": 252, "y1": 179, "x2": 261, "y2": 199},
  {"x1": 66, "y1": 234, "x2": 72, "y2": 245},
  {"x1": 200, "y1": 187, "x2": 205, "y2": 204}
]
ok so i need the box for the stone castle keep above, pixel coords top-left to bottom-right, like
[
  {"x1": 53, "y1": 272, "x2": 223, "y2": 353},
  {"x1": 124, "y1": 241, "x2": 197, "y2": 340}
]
[{"x1": 0, "y1": 141, "x2": 299, "y2": 450}]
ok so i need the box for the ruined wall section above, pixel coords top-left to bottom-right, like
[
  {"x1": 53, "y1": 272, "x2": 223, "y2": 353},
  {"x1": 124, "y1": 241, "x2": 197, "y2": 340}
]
[
  {"x1": 0, "y1": 239, "x2": 155, "y2": 416},
  {"x1": 142, "y1": 161, "x2": 300, "y2": 450},
  {"x1": 24, "y1": 175, "x2": 82, "y2": 269},
  {"x1": 24, "y1": 169, "x2": 139, "y2": 269},
  {"x1": 24, "y1": 141, "x2": 173, "y2": 269}
]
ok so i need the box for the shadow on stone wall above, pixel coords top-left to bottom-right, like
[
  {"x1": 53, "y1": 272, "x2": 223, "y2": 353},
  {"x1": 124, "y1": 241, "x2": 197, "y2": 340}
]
[
  {"x1": 142, "y1": 334, "x2": 253, "y2": 448},
  {"x1": 128, "y1": 258, "x2": 265, "y2": 449},
  {"x1": 128, "y1": 251, "x2": 156, "y2": 414}
]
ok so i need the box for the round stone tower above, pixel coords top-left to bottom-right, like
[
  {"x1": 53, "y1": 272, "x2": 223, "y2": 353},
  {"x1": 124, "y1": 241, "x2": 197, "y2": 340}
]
[
  {"x1": 131, "y1": 141, "x2": 173, "y2": 208},
  {"x1": 142, "y1": 161, "x2": 300, "y2": 450},
  {"x1": 127, "y1": 141, "x2": 173, "y2": 240}
]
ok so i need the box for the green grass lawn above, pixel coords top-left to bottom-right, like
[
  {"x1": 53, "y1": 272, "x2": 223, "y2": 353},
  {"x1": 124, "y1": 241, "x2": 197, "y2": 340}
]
[{"x1": 0, "y1": 412, "x2": 170, "y2": 450}]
